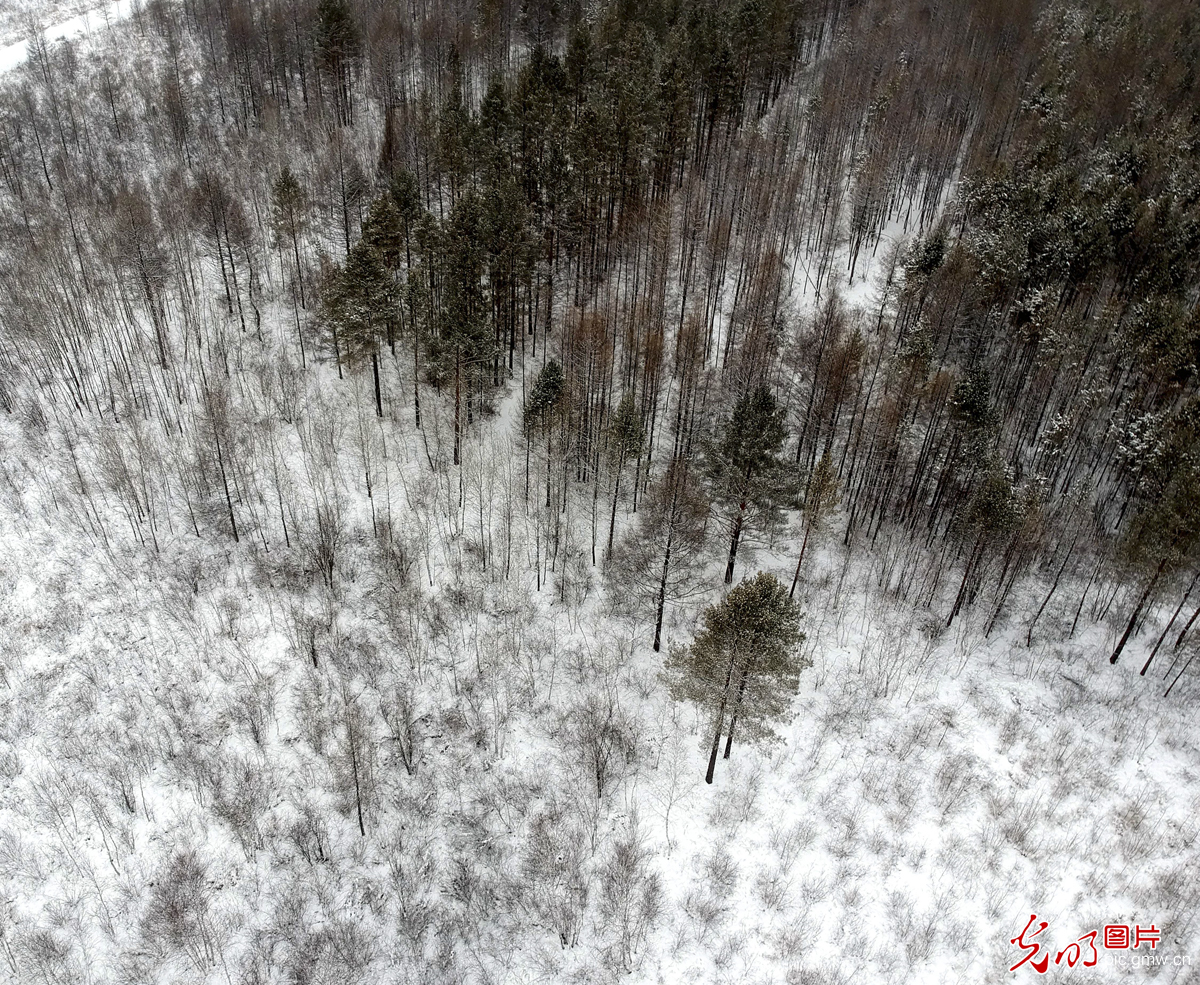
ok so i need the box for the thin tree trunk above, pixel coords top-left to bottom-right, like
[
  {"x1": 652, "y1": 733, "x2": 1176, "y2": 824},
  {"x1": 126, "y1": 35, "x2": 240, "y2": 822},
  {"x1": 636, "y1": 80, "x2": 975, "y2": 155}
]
[
  {"x1": 789, "y1": 522, "x2": 812, "y2": 599},
  {"x1": 653, "y1": 526, "x2": 673, "y2": 653},
  {"x1": 290, "y1": 216, "x2": 306, "y2": 308},
  {"x1": 1173, "y1": 598, "x2": 1200, "y2": 651},
  {"x1": 724, "y1": 506, "x2": 745, "y2": 584},
  {"x1": 1027, "y1": 545, "x2": 1073, "y2": 646},
  {"x1": 1071, "y1": 555, "x2": 1104, "y2": 637},
  {"x1": 722, "y1": 661, "x2": 753, "y2": 759},
  {"x1": 1110, "y1": 554, "x2": 1171, "y2": 665},
  {"x1": 346, "y1": 709, "x2": 366, "y2": 837},
  {"x1": 1164, "y1": 649, "x2": 1197, "y2": 698},
  {"x1": 213, "y1": 426, "x2": 238, "y2": 543},
  {"x1": 331, "y1": 321, "x2": 343, "y2": 379},
  {"x1": 372, "y1": 351, "x2": 383, "y2": 417},
  {"x1": 454, "y1": 347, "x2": 461, "y2": 465},
  {"x1": 947, "y1": 536, "x2": 983, "y2": 627},
  {"x1": 705, "y1": 653, "x2": 738, "y2": 784},
  {"x1": 606, "y1": 462, "x2": 622, "y2": 561},
  {"x1": 1141, "y1": 568, "x2": 1200, "y2": 675}
]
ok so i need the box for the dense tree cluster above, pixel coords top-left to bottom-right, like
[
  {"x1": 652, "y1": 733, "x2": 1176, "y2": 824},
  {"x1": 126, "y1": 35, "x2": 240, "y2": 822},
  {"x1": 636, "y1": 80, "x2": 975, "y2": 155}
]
[{"x1": 0, "y1": 0, "x2": 1197, "y2": 689}]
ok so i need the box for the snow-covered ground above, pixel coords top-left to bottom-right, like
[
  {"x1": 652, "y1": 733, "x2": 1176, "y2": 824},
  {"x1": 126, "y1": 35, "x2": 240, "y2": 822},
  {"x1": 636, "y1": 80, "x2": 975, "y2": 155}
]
[
  {"x1": 0, "y1": 319, "x2": 1196, "y2": 982},
  {"x1": 0, "y1": 0, "x2": 133, "y2": 71}
]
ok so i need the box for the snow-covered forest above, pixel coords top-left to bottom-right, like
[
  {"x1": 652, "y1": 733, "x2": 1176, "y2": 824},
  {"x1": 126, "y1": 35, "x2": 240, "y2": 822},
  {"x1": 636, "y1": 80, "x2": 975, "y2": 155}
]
[{"x1": 0, "y1": 0, "x2": 1198, "y2": 981}]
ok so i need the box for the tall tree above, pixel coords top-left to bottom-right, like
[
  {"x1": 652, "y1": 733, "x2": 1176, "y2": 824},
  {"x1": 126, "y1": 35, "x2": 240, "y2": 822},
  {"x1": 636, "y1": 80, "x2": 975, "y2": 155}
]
[
  {"x1": 437, "y1": 192, "x2": 496, "y2": 464},
  {"x1": 665, "y1": 571, "x2": 806, "y2": 784},
  {"x1": 704, "y1": 384, "x2": 794, "y2": 583},
  {"x1": 272, "y1": 165, "x2": 309, "y2": 309},
  {"x1": 525, "y1": 358, "x2": 565, "y2": 502},
  {"x1": 315, "y1": 0, "x2": 360, "y2": 125},
  {"x1": 321, "y1": 240, "x2": 393, "y2": 403},
  {"x1": 789, "y1": 448, "x2": 840, "y2": 598},
  {"x1": 609, "y1": 456, "x2": 708, "y2": 653},
  {"x1": 1110, "y1": 403, "x2": 1200, "y2": 665},
  {"x1": 606, "y1": 391, "x2": 644, "y2": 561}
]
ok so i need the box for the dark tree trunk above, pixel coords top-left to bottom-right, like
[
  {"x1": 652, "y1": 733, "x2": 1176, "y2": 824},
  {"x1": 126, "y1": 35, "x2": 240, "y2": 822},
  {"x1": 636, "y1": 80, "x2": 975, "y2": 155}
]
[
  {"x1": 606, "y1": 458, "x2": 623, "y2": 561},
  {"x1": 454, "y1": 347, "x2": 461, "y2": 465},
  {"x1": 724, "y1": 505, "x2": 745, "y2": 584},
  {"x1": 1111, "y1": 554, "x2": 1171, "y2": 665},
  {"x1": 347, "y1": 715, "x2": 366, "y2": 837},
  {"x1": 723, "y1": 661, "x2": 753, "y2": 759},
  {"x1": 705, "y1": 652, "x2": 738, "y2": 784},
  {"x1": 1027, "y1": 543, "x2": 1074, "y2": 646},
  {"x1": 789, "y1": 522, "x2": 812, "y2": 599},
  {"x1": 1174, "y1": 598, "x2": 1200, "y2": 651},
  {"x1": 372, "y1": 351, "x2": 383, "y2": 417},
  {"x1": 213, "y1": 425, "x2": 238, "y2": 543},
  {"x1": 947, "y1": 535, "x2": 984, "y2": 627},
  {"x1": 1141, "y1": 568, "x2": 1200, "y2": 676},
  {"x1": 653, "y1": 526, "x2": 673, "y2": 652}
]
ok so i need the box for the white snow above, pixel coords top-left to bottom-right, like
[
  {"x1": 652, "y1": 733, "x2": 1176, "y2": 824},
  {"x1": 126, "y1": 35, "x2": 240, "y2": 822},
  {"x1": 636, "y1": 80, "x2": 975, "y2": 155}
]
[{"x1": 0, "y1": 0, "x2": 135, "y2": 73}]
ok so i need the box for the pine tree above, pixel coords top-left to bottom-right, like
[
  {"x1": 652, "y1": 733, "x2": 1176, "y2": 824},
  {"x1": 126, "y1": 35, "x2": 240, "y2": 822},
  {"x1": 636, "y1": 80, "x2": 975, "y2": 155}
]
[
  {"x1": 665, "y1": 572, "x2": 806, "y2": 784},
  {"x1": 438, "y1": 58, "x2": 476, "y2": 204},
  {"x1": 525, "y1": 359, "x2": 565, "y2": 428},
  {"x1": 1111, "y1": 404, "x2": 1200, "y2": 665},
  {"x1": 609, "y1": 456, "x2": 708, "y2": 652},
  {"x1": 606, "y1": 391, "x2": 645, "y2": 560},
  {"x1": 321, "y1": 240, "x2": 393, "y2": 404},
  {"x1": 789, "y1": 448, "x2": 840, "y2": 598},
  {"x1": 389, "y1": 168, "x2": 422, "y2": 269},
  {"x1": 704, "y1": 384, "x2": 795, "y2": 583},
  {"x1": 362, "y1": 195, "x2": 405, "y2": 271},
  {"x1": 361, "y1": 196, "x2": 405, "y2": 353},
  {"x1": 947, "y1": 465, "x2": 1022, "y2": 627},
  {"x1": 316, "y1": 0, "x2": 360, "y2": 125},
  {"x1": 271, "y1": 165, "x2": 308, "y2": 309},
  {"x1": 950, "y1": 366, "x2": 997, "y2": 464},
  {"x1": 525, "y1": 359, "x2": 565, "y2": 504},
  {"x1": 437, "y1": 192, "x2": 496, "y2": 464}
]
